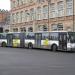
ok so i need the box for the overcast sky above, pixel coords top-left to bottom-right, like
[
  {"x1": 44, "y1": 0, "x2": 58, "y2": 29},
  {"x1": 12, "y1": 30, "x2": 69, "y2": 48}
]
[{"x1": 0, "y1": 0, "x2": 10, "y2": 10}]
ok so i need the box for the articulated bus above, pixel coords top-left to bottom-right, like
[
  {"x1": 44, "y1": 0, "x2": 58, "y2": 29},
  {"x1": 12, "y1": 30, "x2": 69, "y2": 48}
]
[{"x1": 0, "y1": 31, "x2": 75, "y2": 51}]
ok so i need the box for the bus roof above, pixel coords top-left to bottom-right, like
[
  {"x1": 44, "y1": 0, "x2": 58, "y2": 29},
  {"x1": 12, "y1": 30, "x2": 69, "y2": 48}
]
[
  {"x1": 35, "y1": 31, "x2": 68, "y2": 33},
  {"x1": 0, "y1": 31, "x2": 75, "y2": 34}
]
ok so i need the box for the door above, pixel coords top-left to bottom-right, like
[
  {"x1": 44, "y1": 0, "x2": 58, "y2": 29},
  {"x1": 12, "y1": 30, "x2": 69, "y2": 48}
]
[
  {"x1": 35, "y1": 33, "x2": 42, "y2": 47},
  {"x1": 59, "y1": 33, "x2": 67, "y2": 50},
  {"x1": 19, "y1": 33, "x2": 25, "y2": 47},
  {"x1": 6, "y1": 34, "x2": 13, "y2": 47}
]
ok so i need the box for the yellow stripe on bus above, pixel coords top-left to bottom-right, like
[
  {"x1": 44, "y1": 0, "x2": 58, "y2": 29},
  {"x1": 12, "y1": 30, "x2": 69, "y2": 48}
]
[
  {"x1": 43, "y1": 39, "x2": 49, "y2": 45},
  {"x1": 13, "y1": 39, "x2": 20, "y2": 47}
]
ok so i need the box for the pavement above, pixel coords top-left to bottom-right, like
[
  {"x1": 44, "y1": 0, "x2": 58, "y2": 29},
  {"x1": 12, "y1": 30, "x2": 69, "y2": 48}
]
[{"x1": 0, "y1": 47, "x2": 75, "y2": 75}]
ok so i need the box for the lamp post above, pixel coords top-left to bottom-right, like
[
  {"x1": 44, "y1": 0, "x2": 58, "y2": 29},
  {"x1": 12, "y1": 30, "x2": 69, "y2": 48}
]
[
  {"x1": 73, "y1": 0, "x2": 75, "y2": 32},
  {"x1": 48, "y1": 0, "x2": 51, "y2": 31},
  {"x1": 33, "y1": 9, "x2": 36, "y2": 32}
]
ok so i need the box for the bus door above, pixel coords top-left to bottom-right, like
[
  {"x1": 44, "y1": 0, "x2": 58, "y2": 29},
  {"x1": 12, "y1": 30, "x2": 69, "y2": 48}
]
[
  {"x1": 6, "y1": 34, "x2": 13, "y2": 47},
  {"x1": 59, "y1": 33, "x2": 67, "y2": 50},
  {"x1": 19, "y1": 33, "x2": 25, "y2": 47},
  {"x1": 35, "y1": 33, "x2": 42, "y2": 47}
]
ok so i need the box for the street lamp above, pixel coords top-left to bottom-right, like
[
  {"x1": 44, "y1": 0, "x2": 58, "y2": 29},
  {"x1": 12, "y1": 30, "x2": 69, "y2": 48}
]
[
  {"x1": 33, "y1": 9, "x2": 36, "y2": 32},
  {"x1": 73, "y1": 0, "x2": 74, "y2": 32},
  {"x1": 48, "y1": 0, "x2": 51, "y2": 31}
]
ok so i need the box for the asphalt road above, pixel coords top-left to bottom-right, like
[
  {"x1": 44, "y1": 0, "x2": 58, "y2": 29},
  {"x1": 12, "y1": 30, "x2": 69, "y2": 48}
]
[{"x1": 0, "y1": 47, "x2": 75, "y2": 75}]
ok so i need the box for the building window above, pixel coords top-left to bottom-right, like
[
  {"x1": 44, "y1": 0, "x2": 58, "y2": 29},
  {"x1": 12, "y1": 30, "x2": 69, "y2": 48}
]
[
  {"x1": 37, "y1": 0, "x2": 45, "y2": 3},
  {"x1": 13, "y1": 28, "x2": 18, "y2": 32},
  {"x1": 43, "y1": 25, "x2": 48, "y2": 31},
  {"x1": 11, "y1": 1, "x2": 15, "y2": 8},
  {"x1": 5, "y1": 29, "x2": 9, "y2": 33},
  {"x1": 25, "y1": 10, "x2": 30, "y2": 22},
  {"x1": 20, "y1": 11, "x2": 23, "y2": 22},
  {"x1": 58, "y1": 1, "x2": 64, "y2": 17},
  {"x1": 66, "y1": 0, "x2": 73, "y2": 16},
  {"x1": 50, "y1": 3, "x2": 56, "y2": 18},
  {"x1": 38, "y1": 25, "x2": 43, "y2": 31},
  {"x1": 30, "y1": 8, "x2": 34, "y2": 21},
  {"x1": 20, "y1": 27, "x2": 26, "y2": 32},
  {"x1": 37, "y1": 7, "x2": 41, "y2": 20},
  {"x1": 57, "y1": 23, "x2": 63, "y2": 30},
  {"x1": 38, "y1": 25, "x2": 48, "y2": 31},
  {"x1": 21, "y1": 0, "x2": 24, "y2": 4},
  {"x1": 28, "y1": 27, "x2": 33, "y2": 32},
  {"x1": 19, "y1": 11, "x2": 25, "y2": 22},
  {"x1": 51, "y1": 24, "x2": 58, "y2": 31},
  {"x1": 12, "y1": 14, "x2": 14, "y2": 23},
  {"x1": 16, "y1": 0, "x2": 19, "y2": 6},
  {"x1": 13, "y1": 14, "x2": 16, "y2": 23},
  {"x1": 51, "y1": 24, "x2": 63, "y2": 31},
  {"x1": 43, "y1": 5, "x2": 48, "y2": 19},
  {"x1": 16, "y1": 12, "x2": 19, "y2": 23},
  {"x1": 19, "y1": 0, "x2": 23, "y2": 5},
  {"x1": 25, "y1": 10, "x2": 28, "y2": 22}
]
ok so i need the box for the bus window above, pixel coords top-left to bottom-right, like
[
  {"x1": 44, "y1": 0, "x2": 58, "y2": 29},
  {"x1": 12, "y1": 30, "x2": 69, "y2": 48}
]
[
  {"x1": 13, "y1": 33, "x2": 20, "y2": 39},
  {"x1": 50, "y1": 32, "x2": 58, "y2": 40},
  {"x1": 26, "y1": 33, "x2": 35, "y2": 39},
  {"x1": 68, "y1": 32, "x2": 75, "y2": 43},
  {"x1": 42, "y1": 33, "x2": 49, "y2": 40},
  {"x1": 0, "y1": 34, "x2": 6, "y2": 39},
  {"x1": 0, "y1": 34, "x2": 2, "y2": 39}
]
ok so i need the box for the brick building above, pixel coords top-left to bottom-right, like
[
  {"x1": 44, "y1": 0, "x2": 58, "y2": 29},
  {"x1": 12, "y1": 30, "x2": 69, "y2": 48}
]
[
  {"x1": 10, "y1": 0, "x2": 75, "y2": 32},
  {"x1": 0, "y1": 9, "x2": 10, "y2": 32}
]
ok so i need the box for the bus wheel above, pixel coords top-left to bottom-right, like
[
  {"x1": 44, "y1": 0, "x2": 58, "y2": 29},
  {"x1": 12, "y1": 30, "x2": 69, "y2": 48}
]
[
  {"x1": 51, "y1": 44, "x2": 57, "y2": 52},
  {"x1": 1, "y1": 42, "x2": 7, "y2": 47},
  {"x1": 28, "y1": 43, "x2": 33, "y2": 49}
]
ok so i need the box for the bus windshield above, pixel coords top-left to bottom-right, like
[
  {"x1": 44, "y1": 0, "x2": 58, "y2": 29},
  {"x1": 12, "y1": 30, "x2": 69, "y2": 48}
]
[{"x1": 68, "y1": 32, "x2": 75, "y2": 43}]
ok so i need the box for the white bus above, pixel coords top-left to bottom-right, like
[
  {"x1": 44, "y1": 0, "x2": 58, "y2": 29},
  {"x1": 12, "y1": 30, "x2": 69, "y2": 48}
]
[
  {"x1": 24, "y1": 31, "x2": 75, "y2": 51},
  {"x1": 1, "y1": 31, "x2": 75, "y2": 51},
  {"x1": 6, "y1": 32, "x2": 25, "y2": 47},
  {"x1": 0, "y1": 33, "x2": 7, "y2": 47},
  {"x1": 0, "y1": 32, "x2": 25, "y2": 47}
]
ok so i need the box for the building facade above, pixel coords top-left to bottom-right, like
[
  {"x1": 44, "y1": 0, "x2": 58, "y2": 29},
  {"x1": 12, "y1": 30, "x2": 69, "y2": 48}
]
[
  {"x1": 10, "y1": 0, "x2": 75, "y2": 32},
  {"x1": 0, "y1": 9, "x2": 10, "y2": 32}
]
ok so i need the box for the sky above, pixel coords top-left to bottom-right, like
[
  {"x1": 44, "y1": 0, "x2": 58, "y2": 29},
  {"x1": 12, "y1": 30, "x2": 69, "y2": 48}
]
[{"x1": 0, "y1": 0, "x2": 10, "y2": 10}]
